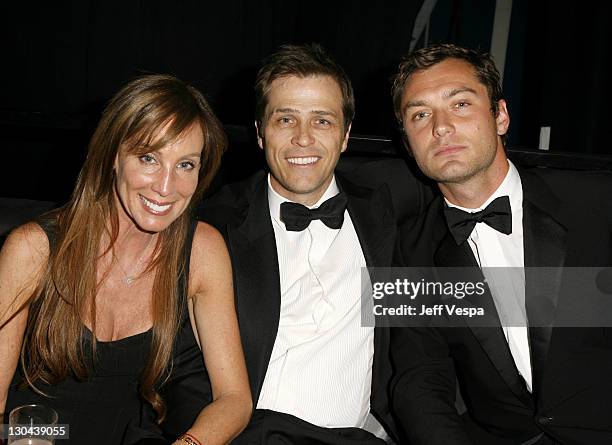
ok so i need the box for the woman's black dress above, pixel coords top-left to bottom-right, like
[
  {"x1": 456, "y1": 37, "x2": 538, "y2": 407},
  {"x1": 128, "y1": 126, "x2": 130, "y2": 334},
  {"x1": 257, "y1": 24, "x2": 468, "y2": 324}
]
[{"x1": 4, "y1": 219, "x2": 207, "y2": 444}]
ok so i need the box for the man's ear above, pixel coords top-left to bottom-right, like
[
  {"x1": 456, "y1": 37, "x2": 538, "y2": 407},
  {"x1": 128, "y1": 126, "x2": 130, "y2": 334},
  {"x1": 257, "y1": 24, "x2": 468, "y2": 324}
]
[
  {"x1": 495, "y1": 99, "x2": 510, "y2": 136},
  {"x1": 340, "y1": 123, "x2": 352, "y2": 153},
  {"x1": 255, "y1": 121, "x2": 264, "y2": 150}
]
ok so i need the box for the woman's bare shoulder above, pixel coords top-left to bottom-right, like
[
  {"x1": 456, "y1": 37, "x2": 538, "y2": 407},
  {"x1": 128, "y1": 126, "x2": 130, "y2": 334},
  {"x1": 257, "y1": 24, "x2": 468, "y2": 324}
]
[
  {"x1": 188, "y1": 221, "x2": 231, "y2": 295},
  {"x1": 0, "y1": 222, "x2": 49, "y2": 304},
  {"x1": 1, "y1": 222, "x2": 49, "y2": 264},
  {"x1": 191, "y1": 221, "x2": 228, "y2": 258}
]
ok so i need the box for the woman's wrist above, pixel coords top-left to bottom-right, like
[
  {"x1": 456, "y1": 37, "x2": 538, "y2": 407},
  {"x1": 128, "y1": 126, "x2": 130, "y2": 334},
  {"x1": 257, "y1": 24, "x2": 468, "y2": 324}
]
[{"x1": 176, "y1": 431, "x2": 202, "y2": 445}]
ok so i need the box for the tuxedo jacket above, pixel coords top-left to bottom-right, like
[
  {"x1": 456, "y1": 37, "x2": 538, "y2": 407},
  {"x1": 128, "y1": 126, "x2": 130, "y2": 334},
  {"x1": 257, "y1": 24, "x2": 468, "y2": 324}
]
[
  {"x1": 199, "y1": 170, "x2": 400, "y2": 443},
  {"x1": 391, "y1": 166, "x2": 612, "y2": 445}
]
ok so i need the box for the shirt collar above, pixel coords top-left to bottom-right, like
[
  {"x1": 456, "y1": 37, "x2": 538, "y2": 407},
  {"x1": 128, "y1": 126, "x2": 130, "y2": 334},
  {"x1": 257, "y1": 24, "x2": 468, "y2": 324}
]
[{"x1": 267, "y1": 174, "x2": 341, "y2": 225}]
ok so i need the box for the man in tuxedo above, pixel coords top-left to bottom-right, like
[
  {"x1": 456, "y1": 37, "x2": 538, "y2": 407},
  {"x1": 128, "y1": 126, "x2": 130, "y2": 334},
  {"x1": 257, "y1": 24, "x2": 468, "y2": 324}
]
[
  {"x1": 389, "y1": 43, "x2": 612, "y2": 444},
  {"x1": 198, "y1": 43, "x2": 402, "y2": 444}
]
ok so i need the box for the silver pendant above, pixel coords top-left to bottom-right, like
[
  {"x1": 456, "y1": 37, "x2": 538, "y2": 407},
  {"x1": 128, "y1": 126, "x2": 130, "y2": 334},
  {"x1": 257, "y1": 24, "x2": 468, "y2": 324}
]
[{"x1": 124, "y1": 276, "x2": 135, "y2": 285}]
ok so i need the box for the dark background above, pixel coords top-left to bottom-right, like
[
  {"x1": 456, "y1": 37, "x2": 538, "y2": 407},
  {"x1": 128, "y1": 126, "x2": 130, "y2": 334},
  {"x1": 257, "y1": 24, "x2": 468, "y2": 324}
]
[{"x1": 1, "y1": 0, "x2": 611, "y2": 202}]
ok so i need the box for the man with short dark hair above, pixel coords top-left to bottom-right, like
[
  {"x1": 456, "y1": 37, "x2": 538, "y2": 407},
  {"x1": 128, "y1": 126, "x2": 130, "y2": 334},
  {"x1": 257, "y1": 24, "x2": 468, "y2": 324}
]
[
  {"x1": 390, "y1": 43, "x2": 612, "y2": 445},
  {"x1": 202, "y1": 43, "x2": 399, "y2": 444}
]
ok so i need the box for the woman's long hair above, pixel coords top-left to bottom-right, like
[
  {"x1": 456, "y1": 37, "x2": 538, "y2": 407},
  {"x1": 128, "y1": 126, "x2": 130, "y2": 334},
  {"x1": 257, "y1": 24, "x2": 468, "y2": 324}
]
[{"x1": 20, "y1": 74, "x2": 226, "y2": 421}]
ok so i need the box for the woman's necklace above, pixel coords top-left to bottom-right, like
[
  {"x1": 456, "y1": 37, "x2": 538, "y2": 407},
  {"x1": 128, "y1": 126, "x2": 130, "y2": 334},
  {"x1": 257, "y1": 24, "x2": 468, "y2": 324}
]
[{"x1": 114, "y1": 234, "x2": 155, "y2": 286}]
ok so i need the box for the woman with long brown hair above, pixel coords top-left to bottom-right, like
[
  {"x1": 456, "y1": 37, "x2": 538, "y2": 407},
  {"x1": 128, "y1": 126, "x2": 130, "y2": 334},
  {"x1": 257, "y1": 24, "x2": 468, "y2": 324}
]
[{"x1": 0, "y1": 74, "x2": 251, "y2": 444}]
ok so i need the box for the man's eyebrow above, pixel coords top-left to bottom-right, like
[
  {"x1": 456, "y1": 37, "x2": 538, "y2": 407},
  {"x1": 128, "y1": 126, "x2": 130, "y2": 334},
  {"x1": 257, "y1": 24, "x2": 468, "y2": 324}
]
[
  {"x1": 270, "y1": 108, "x2": 338, "y2": 117},
  {"x1": 403, "y1": 87, "x2": 479, "y2": 112},
  {"x1": 444, "y1": 87, "x2": 478, "y2": 98},
  {"x1": 311, "y1": 110, "x2": 337, "y2": 117},
  {"x1": 271, "y1": 107, "x2": 299, "y2": 114},
  {"x1": 404, "y1": 100, "x2": 428, "y2": 109}
]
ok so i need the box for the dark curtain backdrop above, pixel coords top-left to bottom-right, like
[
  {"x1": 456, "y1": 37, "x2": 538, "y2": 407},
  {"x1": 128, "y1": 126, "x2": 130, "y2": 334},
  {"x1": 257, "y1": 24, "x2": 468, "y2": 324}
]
[
  {"x1": 510, "y1": 0, "x2": 612, "y2": 154},
  {"x1": 0, "y1": 1, "x2": 423, "y2": 133},
  {"x1": 1, "y1": 1, "x2": 611, "y2": 202},
  {"x1": 0, "y1": 1, "x2": 423, "y2": 201}
]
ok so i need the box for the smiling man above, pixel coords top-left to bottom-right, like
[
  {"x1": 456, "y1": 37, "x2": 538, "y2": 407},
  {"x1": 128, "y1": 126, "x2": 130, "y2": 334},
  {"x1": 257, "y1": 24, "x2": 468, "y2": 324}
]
[
  {"x1": 390, "y1": 43, "x2": 612, "y2": 445},
  {"x1": 195, "y1": 44, "x2": 399, "y2": 444},
  {"x1": 256, "y1": 74, "x2": 349, "y2": 206}
]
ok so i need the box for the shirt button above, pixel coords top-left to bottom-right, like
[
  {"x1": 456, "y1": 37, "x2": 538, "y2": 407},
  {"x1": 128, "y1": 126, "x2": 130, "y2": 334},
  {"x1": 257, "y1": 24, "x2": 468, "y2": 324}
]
[{"x1": 537, "y1": 415, "x2": 554, "y2": 426}]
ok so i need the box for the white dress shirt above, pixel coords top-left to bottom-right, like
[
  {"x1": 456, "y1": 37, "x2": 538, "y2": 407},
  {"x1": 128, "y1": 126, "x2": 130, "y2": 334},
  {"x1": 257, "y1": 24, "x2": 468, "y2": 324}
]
[
  {"x1": 446, "y1": 160, "x2": 533, "y2": 392},
  {"x1": 257, "y1": 174, "x2": 376, "y2": 428}
]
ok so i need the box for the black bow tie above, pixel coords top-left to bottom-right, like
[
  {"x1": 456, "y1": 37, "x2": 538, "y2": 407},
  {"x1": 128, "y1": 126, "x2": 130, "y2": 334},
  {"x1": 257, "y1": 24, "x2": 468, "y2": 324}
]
[
  {"x1": 280, "y1": 192, "x2": 348, "y2": 231},
  {"x1": 444, "y1": 195, "x2": 512, "y2": 245}
]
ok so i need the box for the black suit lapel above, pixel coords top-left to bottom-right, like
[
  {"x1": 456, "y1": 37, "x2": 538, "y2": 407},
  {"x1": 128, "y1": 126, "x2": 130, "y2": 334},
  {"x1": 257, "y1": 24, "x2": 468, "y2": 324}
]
[
  {"x1": 338, "y1": 175, "x2": 396, "y2": 268},
  {"x1": 226, "y1": 176, "x2": 281, "y2": 404},
  {"x1": 520, "y1": 170, "x2": 568, "y2": 395},
  {"x1": 435, "y1": 232, "x2": 533, "y2": 407}
]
